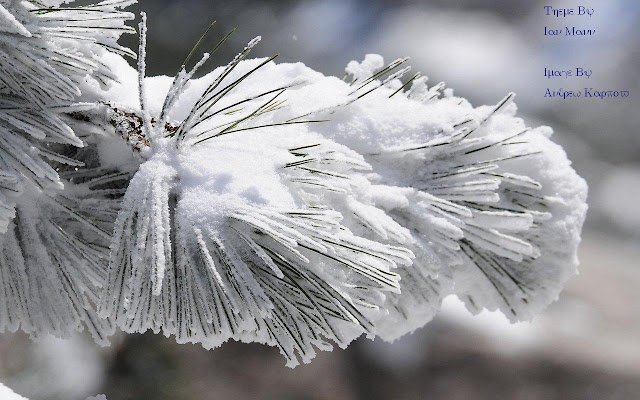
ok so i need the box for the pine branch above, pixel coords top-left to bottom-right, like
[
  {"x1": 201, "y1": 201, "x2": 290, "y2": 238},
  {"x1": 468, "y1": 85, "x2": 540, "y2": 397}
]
[{"x1": 0, "y1": 0, "x2": 135, "y2": 340}]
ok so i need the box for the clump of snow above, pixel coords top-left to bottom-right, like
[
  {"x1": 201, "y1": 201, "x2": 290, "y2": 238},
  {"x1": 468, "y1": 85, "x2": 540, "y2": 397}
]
[{"x1": 345, "y1": 54, "x2": 385, "y2": 81}]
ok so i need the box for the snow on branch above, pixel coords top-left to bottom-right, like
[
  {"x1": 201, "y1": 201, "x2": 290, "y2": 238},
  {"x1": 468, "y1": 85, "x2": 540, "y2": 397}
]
[
  {"x1": 0, "y1": 0, "x2": 134, "y2": 340},
  {"x1": 0, "y1": 4, "x2": 587, "y2": 369},
  {"x1": 90, "y1": 22, "x2": 587, "y2": 366}
]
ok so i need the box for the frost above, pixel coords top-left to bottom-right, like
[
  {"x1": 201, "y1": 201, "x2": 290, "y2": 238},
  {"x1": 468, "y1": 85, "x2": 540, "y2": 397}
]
[
  {"x1": 0, "y1": 4, "x2": 31, "y2": 37},
  {"x1": 92, "y1": 24, "x2": 587, "y2": 365},
  {"x1": 0, "y1": 1, "x2": 587, "y2": 369},
  {"x1": 0, "y1": 0, "x2": 134, "y2": 341}
]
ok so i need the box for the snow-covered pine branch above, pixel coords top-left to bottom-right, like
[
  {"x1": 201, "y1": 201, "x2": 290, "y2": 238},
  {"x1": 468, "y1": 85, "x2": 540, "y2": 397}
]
[
  {"x1": 0, "y1": 0, "x2": 134, "y2": 341},
  {"x1": 0, "y1": 1, "x2": 587, "y2": 370},
  {"x1": 93, "y1": 23, "x2": 586, "y2": 366}
]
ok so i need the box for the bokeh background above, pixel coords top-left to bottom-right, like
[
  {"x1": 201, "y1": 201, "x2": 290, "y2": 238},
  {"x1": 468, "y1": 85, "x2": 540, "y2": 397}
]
[{"x1": 1, "y1": 0, "x2": 639, "y2": 399}]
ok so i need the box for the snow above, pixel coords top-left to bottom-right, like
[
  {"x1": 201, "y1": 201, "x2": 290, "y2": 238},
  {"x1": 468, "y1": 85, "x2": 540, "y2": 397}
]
[
  {"x1": 0, "y1": 4, "x2": 31, "y2": 37},
  {"x1": 93, "y1": 48, "x2": 587, "y2": 366},
  {"x1": 0, "y1": 0, "x2": 587, "y2": 369},
  {"x1": 345, "y1": 54, "x2": 385, "y2": 81},
  {"x1": 0, "y1": 0, "x2": 133, "y2": 347},
  {"x1": 0, "y1": 384, "x2": 28, "y2": 400}
]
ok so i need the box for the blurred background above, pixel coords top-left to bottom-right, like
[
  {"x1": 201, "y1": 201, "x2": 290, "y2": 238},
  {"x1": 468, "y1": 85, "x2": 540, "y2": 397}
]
[{"x1": 1, "y1": 0, "x2": 639, "y2": 399}]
